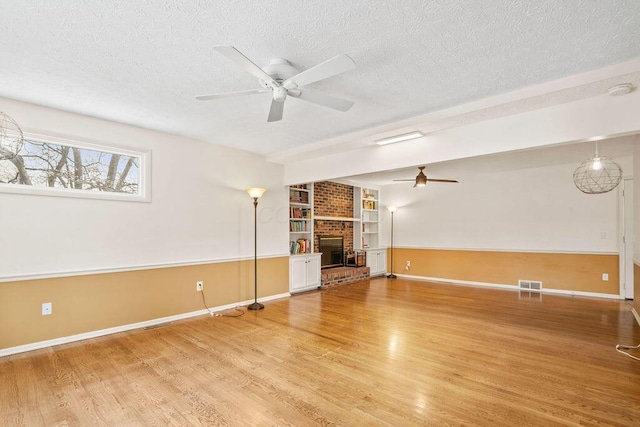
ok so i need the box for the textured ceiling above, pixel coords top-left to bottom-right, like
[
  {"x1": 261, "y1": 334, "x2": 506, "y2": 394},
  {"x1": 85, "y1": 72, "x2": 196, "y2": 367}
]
[{"x1": 1, "y1": 1, "x2": 640, "y2": 157}]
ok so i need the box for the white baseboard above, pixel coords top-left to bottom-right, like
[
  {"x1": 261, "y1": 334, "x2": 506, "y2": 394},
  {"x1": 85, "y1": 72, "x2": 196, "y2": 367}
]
[
  {"x1": 395, "y1": 274, "x2": 623, "y2": 300},
  {"x1": 0, "y1": 292, "x2": 290, "y2": 358},
  {"x1": 397, "y1": 273, "x2": 519, "y2": 291}
]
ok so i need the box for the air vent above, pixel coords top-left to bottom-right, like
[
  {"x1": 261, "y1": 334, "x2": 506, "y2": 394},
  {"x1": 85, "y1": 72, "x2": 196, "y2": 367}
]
[{"x1": 518, "y1": 280, "x2": 542, "y2": 292}]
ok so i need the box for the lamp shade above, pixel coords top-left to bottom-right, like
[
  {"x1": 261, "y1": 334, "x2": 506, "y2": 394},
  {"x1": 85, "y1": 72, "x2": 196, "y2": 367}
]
[
  {"x1": 387, "y1": 206, "x2": 398, "y2": 213},
  {"x1": 573, "y1": 155, "x2": 622, "y2": 194},
  {"x1": 246, "y1": 188, "x2": 266, "y2": 199}
]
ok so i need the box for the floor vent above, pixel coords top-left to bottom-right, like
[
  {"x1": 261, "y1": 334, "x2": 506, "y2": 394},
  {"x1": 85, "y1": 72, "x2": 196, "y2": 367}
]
[{"x1": 518, "y1": 280, "x2": 542, "y2": 292}]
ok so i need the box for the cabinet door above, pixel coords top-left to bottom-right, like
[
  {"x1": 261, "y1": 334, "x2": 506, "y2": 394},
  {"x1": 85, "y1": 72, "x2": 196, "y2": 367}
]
[
  {"x1": 366, "y1": 250, "x2": 379, "y2": 274},
  {"x1": 367, "y1": 250, "x2": 387, "y2": 276},
  {"x1": 377, "y1": 250, "x2": 387, "y2": 275},
  {"x1": 306, "y1": 256, "x2": 321, "y2": 288},
  {"x1": 289, "y1": 257, "x2": 308, "y2": 291}
]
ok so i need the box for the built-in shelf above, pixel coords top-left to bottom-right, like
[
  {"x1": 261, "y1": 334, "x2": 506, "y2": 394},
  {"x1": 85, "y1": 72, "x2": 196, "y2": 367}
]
[
  {"x1": 289, "y1": 184, "x2": 313, "y2": 255},
  {"x1": 354, "y1": 187, "x2": 380, "y2": 250}
]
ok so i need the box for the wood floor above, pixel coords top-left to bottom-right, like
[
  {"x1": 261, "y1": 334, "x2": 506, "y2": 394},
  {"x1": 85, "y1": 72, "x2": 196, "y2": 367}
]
[{"x1": 2, "y1": 278, "x2": 640, "y2": 426}]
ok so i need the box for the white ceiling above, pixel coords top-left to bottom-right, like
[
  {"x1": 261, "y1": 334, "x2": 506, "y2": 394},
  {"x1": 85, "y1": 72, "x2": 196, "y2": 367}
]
[
  {"x1": 2, "y1": 1, "x2": 640, "y2": 160},
  {"x1": 342, "y1": 134, "x2": 638, "y2": 186}
]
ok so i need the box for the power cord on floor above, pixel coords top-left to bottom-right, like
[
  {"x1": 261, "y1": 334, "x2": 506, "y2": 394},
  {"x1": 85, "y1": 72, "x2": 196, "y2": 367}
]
[
  {"x1": 200, "y1": 289, "x2": 245, "y2": 318},
  {"x1": 214, "y1": 307, "x2": 245, "y2": 317},
  {"x1": 615, "y1": 343, "x2": 640, "y2": 361}
]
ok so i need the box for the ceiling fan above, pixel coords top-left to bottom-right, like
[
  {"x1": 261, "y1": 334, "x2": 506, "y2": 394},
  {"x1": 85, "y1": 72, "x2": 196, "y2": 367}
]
[
  {"x1": 196, "y1": 46, "x2": 356, "y2": 122},
  {"x1": 394, "y1": 166, "x2": 459, "y2": 187}
]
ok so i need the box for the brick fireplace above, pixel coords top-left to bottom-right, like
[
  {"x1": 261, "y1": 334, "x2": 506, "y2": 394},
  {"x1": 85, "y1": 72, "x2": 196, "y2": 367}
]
[
  {"x1": 313, "y1": 181, "x2": 354, "y2": 253},
  {"x1": 313, "y1": 181, "x2": 370, "y2": 288}
]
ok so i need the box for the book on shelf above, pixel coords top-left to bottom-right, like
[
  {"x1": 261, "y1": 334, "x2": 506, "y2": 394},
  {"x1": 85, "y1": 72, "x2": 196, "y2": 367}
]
[
  {"x1": 289, "y1": 238, "x2": 310, "y2": 255},
  {"x1": 289, "y1": 207, "x2": 311, "y2": 219},
  {"x1": 289, "y1": 188, "x2": 309, "y2": 204},
  {"x1": 289, "y1": 220, "x2": 307, "y2": 232},
  {"x1": 363, "y1": 200, "x2": 375, "y2": 210}
]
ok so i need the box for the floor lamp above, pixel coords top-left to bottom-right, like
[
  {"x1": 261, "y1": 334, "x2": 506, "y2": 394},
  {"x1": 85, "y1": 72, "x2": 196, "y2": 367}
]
[
  {"x1": 387, "y1": 206, "x2": 397, "y2": 279},
  {"x1": 246, "y1": 187, "x2": 266, "y2": 310}
]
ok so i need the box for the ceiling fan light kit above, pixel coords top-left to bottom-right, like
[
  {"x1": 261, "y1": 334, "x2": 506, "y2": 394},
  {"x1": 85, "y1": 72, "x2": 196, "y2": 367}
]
[
  {"x1": 196, "y1": 46, "x2": 356, "y2": 122},
  {"x1": 375, "y1": 131, "x2": 424, "y2": 146},
  {"x1": 394, "y1": 166, "x2": 458, "y2": 187}
]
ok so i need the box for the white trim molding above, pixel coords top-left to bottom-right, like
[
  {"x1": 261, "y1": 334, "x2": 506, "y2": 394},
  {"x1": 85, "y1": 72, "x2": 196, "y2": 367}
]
[
  {"x1": 0, "y1": 292, "x2": 290, "y2": 358},
  {"x1": 393, "y1": 246, "x2": 619, "y2": 256},
  {"x1": 0, "y1": 253, "x2": 290, "y2": 283},
  {"x1": 396, "y1": 274, "x2": 623, "y2": 300}
]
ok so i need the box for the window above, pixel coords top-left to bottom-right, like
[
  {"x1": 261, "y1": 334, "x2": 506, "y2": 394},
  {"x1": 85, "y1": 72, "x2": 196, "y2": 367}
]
[{"x1": 0, "y1": 133, "x2": 150, "y2": 201}]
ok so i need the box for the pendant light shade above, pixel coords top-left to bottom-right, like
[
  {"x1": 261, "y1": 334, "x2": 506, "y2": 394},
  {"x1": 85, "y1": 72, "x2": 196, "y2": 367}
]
[
  {"x1": 573, "y1": 147, "x2": 622, "y2": 194},
  {"x1": 0, "y1": 112, "x2": 24, "y2": 160}
]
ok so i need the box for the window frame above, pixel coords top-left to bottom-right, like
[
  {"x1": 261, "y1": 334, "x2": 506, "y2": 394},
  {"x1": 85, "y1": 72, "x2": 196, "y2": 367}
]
[{"x1": 0, "y1": 132, "x2": 151, "y2": 202}]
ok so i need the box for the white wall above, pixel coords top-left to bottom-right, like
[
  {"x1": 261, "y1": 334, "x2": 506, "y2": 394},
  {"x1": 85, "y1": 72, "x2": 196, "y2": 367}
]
[
  {"x1": 380, "y1": 159, "x2": 630, "y2": 253},
  {"x1": 635, "y1": 140, "x2": 640, "y2": 264},
  {"x1": 0, "y1": 98, "x2": 288, "y2": 280}
]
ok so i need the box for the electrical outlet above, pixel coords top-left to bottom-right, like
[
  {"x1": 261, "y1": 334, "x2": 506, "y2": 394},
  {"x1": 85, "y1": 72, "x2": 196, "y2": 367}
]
[
  {"x1": 405, "y1": 260, "x2": 411, "y2": 270},
  {"x1": 42, "y1": 302, "x2": 52, "y2": 316},
  {"x1": 602, "y1": 273, "x2": 609, "y2": 281},
  {"x1": 196, "y1": 281, "x2": 203, "y2": 291}
]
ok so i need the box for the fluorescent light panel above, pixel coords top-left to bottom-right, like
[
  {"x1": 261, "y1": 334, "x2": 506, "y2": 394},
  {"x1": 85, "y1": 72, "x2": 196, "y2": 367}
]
[{"x1": 375, "y1": 131, "x2": 424, "y2": 146}]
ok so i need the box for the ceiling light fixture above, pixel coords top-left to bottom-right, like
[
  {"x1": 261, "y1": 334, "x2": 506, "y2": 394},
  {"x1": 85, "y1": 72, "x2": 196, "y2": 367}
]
[
  {"x1": 573, "y1": 142, "x2": 622, "y2": 194},
  {"x1": 375, "y1": 131, "x2": 424, "y2": 146},
  {"x1": 0, "y1": 112, "x2": 24, "y2": 161}
]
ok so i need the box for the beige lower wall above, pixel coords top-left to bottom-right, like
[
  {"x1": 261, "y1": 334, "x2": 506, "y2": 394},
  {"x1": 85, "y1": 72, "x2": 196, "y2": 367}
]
[
  {"x1": 389, "y1": 248, "x2": 619, "y2": 294},
  {"x1": 0, "y1": 257, "x2": 289, "y2": 350},
  {"x1": 634, "y1": 263, "x2": 640, "y2": 322}
]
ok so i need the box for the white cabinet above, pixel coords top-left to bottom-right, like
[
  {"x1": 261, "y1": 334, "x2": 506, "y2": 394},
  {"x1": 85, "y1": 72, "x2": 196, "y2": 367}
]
[
  {"x1": 289, "y1": 254, "x2": 321, "y2": 293},
  {"x1": 366, "y1": 249, "x2": 387, "y2": 277}
]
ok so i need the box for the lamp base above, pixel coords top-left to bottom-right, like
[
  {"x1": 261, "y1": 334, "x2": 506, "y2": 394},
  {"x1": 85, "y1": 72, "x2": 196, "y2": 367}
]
[
  {"x1": 387, "y1": 274, "x2": 397, "y2": 279},
  {"x1": 247, "y1": 302, "x2": 264, "y2": 310}
]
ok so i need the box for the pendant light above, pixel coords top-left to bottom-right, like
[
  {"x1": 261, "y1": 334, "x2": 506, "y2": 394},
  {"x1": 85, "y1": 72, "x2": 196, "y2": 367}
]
[
  {"x1": 0, "y1": 112, "x2": 24, "y2": 160},
  {"x1": 572, "y1": 142, "x2": 622, "y2": 194}
]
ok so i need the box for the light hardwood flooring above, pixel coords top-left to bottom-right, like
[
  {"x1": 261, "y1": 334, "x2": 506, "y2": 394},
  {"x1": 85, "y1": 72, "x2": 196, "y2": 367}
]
[{"x1": 2, "y1": 277, "x2": 640, "y2": 426}]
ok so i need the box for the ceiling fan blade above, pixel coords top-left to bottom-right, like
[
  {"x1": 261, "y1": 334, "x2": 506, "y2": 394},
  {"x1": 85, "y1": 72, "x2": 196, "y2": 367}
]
[
  {"x1": 393, "y1": 179, "x2": 416, "y2": 182},
  {"x1": 195, "y1": 89, "x2": 270, "y2": 101},
  {"x1": 428, "y1": 179, "x2": 459, "y2": 183},
  {"x1": 268, "y1": 99, "x2": 284, "y2": 122},
  {"x1": 213, "y1": 45, "x2": 277, "y2": 85},
  {"x1": 294, "y1": 91, "x2": 354, "y2": 112},
  {"x1": 283, "y1": 54, "x2": 356, "y2": 88}
]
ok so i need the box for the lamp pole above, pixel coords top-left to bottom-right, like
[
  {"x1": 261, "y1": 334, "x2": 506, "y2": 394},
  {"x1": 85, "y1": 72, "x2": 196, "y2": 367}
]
[
  {"x1": 246, "y1": 188, "x2": 266, "y2": 310},
  {"x1": 387, "y1": 206, "x2": 397, "y2": 279}
]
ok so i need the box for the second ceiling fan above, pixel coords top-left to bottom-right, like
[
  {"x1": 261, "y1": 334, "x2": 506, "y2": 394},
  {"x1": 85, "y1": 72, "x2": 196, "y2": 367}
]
[
  {"x1": 394, "y1": 166, "x2": 459, "y2": 187},
  {"x1": 196, "y1": 46, "x2": 356, "y2": 122}
]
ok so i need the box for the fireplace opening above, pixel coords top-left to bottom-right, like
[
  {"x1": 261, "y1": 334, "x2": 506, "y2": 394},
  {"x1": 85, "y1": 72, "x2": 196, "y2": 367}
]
[{"x1": 319, "y1": 236, "x2": 344, "y2": 269}]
